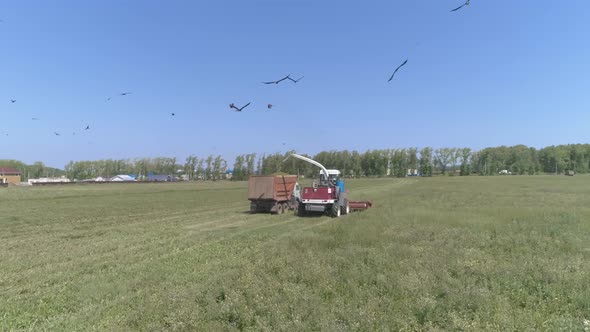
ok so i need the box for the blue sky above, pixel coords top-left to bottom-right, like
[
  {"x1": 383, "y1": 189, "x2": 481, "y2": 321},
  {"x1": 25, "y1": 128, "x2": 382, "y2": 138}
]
[{"x1": 1, "y1": 1, "x2": 589, "y2": 168}]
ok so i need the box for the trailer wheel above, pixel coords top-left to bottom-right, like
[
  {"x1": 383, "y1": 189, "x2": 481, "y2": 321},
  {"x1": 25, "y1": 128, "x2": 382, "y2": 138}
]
[
  {"x1": 331, "y1": 203, "x2": 341, "y2": 218},
  {"x1": 276, "y1": 202, "x2": 284, "y2": 215},
  {"x1": 282, "y1": 202, "x2": 289, "y2": 213}
]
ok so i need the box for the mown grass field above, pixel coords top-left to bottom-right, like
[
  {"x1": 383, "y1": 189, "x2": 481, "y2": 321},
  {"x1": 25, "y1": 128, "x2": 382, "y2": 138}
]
[{"x1": 1, "y1": 176, "x2": 590, "y2": 331}]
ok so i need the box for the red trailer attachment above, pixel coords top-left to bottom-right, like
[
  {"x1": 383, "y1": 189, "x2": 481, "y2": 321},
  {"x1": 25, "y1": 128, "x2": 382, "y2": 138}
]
[{"x1": 348, "y1": 201, "x2": 373, "y2": 211}]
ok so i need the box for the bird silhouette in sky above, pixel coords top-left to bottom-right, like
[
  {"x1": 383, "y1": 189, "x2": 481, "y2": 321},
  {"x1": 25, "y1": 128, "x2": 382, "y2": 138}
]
[
  {"x1": 85, "y1": 125, "x2": 90, "y2": 130},
  {"x1": 388, "y1": 59, "x2": 408, "y2": 82},
  {"x1": 267, "y1": 104, "x2": 273, "y2": 110},
  {"x1": 120, "y1": 92, "x2": 132, "y2": 96},
  {"x1": 451, "y1": 0, "x2": 470, "y2": 12},
  {"x1": 287, "y1": 76, "x2": 304, "y2": 83},
  {"x1": 54, "y1": 132, "x2": 60, "y2": 136},
  {"x1": 263, "y1": 75, "x2": 291, "y2": 85},
  {"x1": 229, "y1": 102, "x2": 251, "y2": 112},
  {"x1": 10, "y1": 99, "x2": 16, "y2": 103}
]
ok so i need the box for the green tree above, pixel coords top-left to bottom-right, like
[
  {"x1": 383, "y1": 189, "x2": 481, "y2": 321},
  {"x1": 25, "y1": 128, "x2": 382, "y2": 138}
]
[
  {"x1": 232, "y1": 155, "x2": 245, "y2": 181},
  {"x1": 434, "y1": 148, "x2": 453, "y2": 175},
  {"x1": 419, "y1": 147, "x2": 433, "y2": 176},
  {"x1": 205, "y1": 155, "x2": 214, "y2": 180},
  {"x1": 459, "y1": 148, "x2": 471, "y2": 176},
  {"x1": 184, "y1": 155, "x2": 198, "y2": 180}
]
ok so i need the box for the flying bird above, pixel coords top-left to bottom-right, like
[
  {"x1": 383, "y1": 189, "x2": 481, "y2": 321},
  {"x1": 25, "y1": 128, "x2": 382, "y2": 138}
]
[
  {"x1": 229, "y1": 102, "x2": 251, "y2": 112},
  {"x1": 451, "y1": 0, "x2": 470, "y2": 12},
  {"x1": 54, "y1": 132, "x2": 60, "y2": 136},
  {"x1": 171, "y1": 113, "x2": 175, "y2": 116},
  {"x1": 120, "y1": 92, "x2": 132, "y2": 96},
  {"x1": 267, "y1": 104, "x2": 273, "y2": 110},
  {"x1": 388, "y1": 59, "x2": 408, "y2": 82},
  {"x1": 287, "y1": 76, "x2": 304, "y2": 83},
  {"x1": 263, "y1": 75, "x2": 291, "y2": 85},
  {"x1": 10, "y1": 99, "x2": 16, "y2": 103},
  {"x1": 85, "y1": 125, "x2": 90, "y2": 130},
  {"x1": 107, "y1": 97, "x2": 112, "y2": 101}
]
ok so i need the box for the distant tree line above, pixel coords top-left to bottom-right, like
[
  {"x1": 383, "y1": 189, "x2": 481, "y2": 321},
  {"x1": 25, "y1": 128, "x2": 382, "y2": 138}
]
[
  {"x1": 231, "y1": 144, "x2": 590, "y2": 179},
  {"x1": 63, "y1": 156, "x2": 228, "y2": 181},
  {"x1": 3, "y1": 144, "x2": 590, "y2": 182},
  {"x1": 241, "y1": 144, "x2": 590, "y2": 179}
]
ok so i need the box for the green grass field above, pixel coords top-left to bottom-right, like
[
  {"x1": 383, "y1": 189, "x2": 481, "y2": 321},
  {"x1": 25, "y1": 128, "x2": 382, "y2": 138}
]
[{"x1": 1, "y1": 176, "x2": 590, "y2": 331}]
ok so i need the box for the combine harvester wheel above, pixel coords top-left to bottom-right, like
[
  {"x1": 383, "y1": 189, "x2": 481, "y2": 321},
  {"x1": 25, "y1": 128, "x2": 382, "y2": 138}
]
[
  {"x1": 331, "y1": 203, "x2": 341, "y2": 218},
  {"x1": 342, "y1": 199, "x2": 350, "y2": 215}
]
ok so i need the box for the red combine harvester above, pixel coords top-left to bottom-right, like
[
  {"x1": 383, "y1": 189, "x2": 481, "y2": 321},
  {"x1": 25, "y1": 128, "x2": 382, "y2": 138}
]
[{"x1": 285, "y1": 154, "x2": 373, "y2": 217}]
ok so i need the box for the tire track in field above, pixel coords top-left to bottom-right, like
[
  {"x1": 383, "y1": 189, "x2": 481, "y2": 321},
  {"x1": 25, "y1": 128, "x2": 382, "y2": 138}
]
[
  {"x1": 2, "y1": 203, "x2": 253, "y2": 275},
  {"x1": 202, "y1": 216, "x2": 303, "y2": 236},
  {"x1": 351, "y1": 178, "x2": 413, "y2": 195},
  {"x1": 7, "y1": 215, "x2": 337, "y2": 298},
  {"x1": 0, "y1": 201, "x2": 246, "y2": 241},
  {"x1": 270, "y1": 217, "x2": 334, "y2": 238},
  {"x1": 55, "y1": 207, "x2": 253, "y2": 249},
  {"x1": 155, "y1": 217, "x2": 335, "y2": 264},
  {"x1": 0, "y1": 202, "x2": 246, "y2": 245},
  {"x1": 72, "y1": 200, "x2": 246, "y2": 225}
]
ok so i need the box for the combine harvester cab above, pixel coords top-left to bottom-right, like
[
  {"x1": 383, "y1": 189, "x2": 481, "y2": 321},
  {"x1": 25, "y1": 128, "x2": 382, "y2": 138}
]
[
  {"x1": 248, "y1": 175, "x2": 299, "y2": 214},
  {"x1": 285, "y1": 154, "x2": 373, "y2": 218}
]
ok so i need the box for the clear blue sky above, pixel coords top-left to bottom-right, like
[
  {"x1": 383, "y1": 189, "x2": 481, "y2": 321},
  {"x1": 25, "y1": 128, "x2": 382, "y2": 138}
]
[{"x1": 1, "y1": 1, "x2": 589, "y2": 168}]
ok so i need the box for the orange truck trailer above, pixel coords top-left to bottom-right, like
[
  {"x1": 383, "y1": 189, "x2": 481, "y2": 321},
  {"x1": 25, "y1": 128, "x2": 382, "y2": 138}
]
[{"x1": 248, "y1": 175, "x2": 300, "y2": 214}]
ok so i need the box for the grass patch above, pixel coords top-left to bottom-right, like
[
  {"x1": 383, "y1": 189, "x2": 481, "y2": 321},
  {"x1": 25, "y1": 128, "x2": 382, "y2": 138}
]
[{"x1": 1, "y1": 177, "x2": 590, "y2": 330}]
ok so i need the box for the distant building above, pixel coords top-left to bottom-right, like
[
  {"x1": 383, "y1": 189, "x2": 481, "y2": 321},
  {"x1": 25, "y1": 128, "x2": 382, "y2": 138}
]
[
  {"x1": 146, "y1": 174, "x2": 176, "y2": 182},
  {"x1": 28, "y1": 176, "x2": 71, "y2": 185},
  {"x1": 407, "y1": 169, "x2": 419, "y2": 176},
  {"x1": 110, "y1": 175, "x2": 136, "y2": 182},
  {"x1": 0, "y1": 167, "x2": 21, "y2": 185}
]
